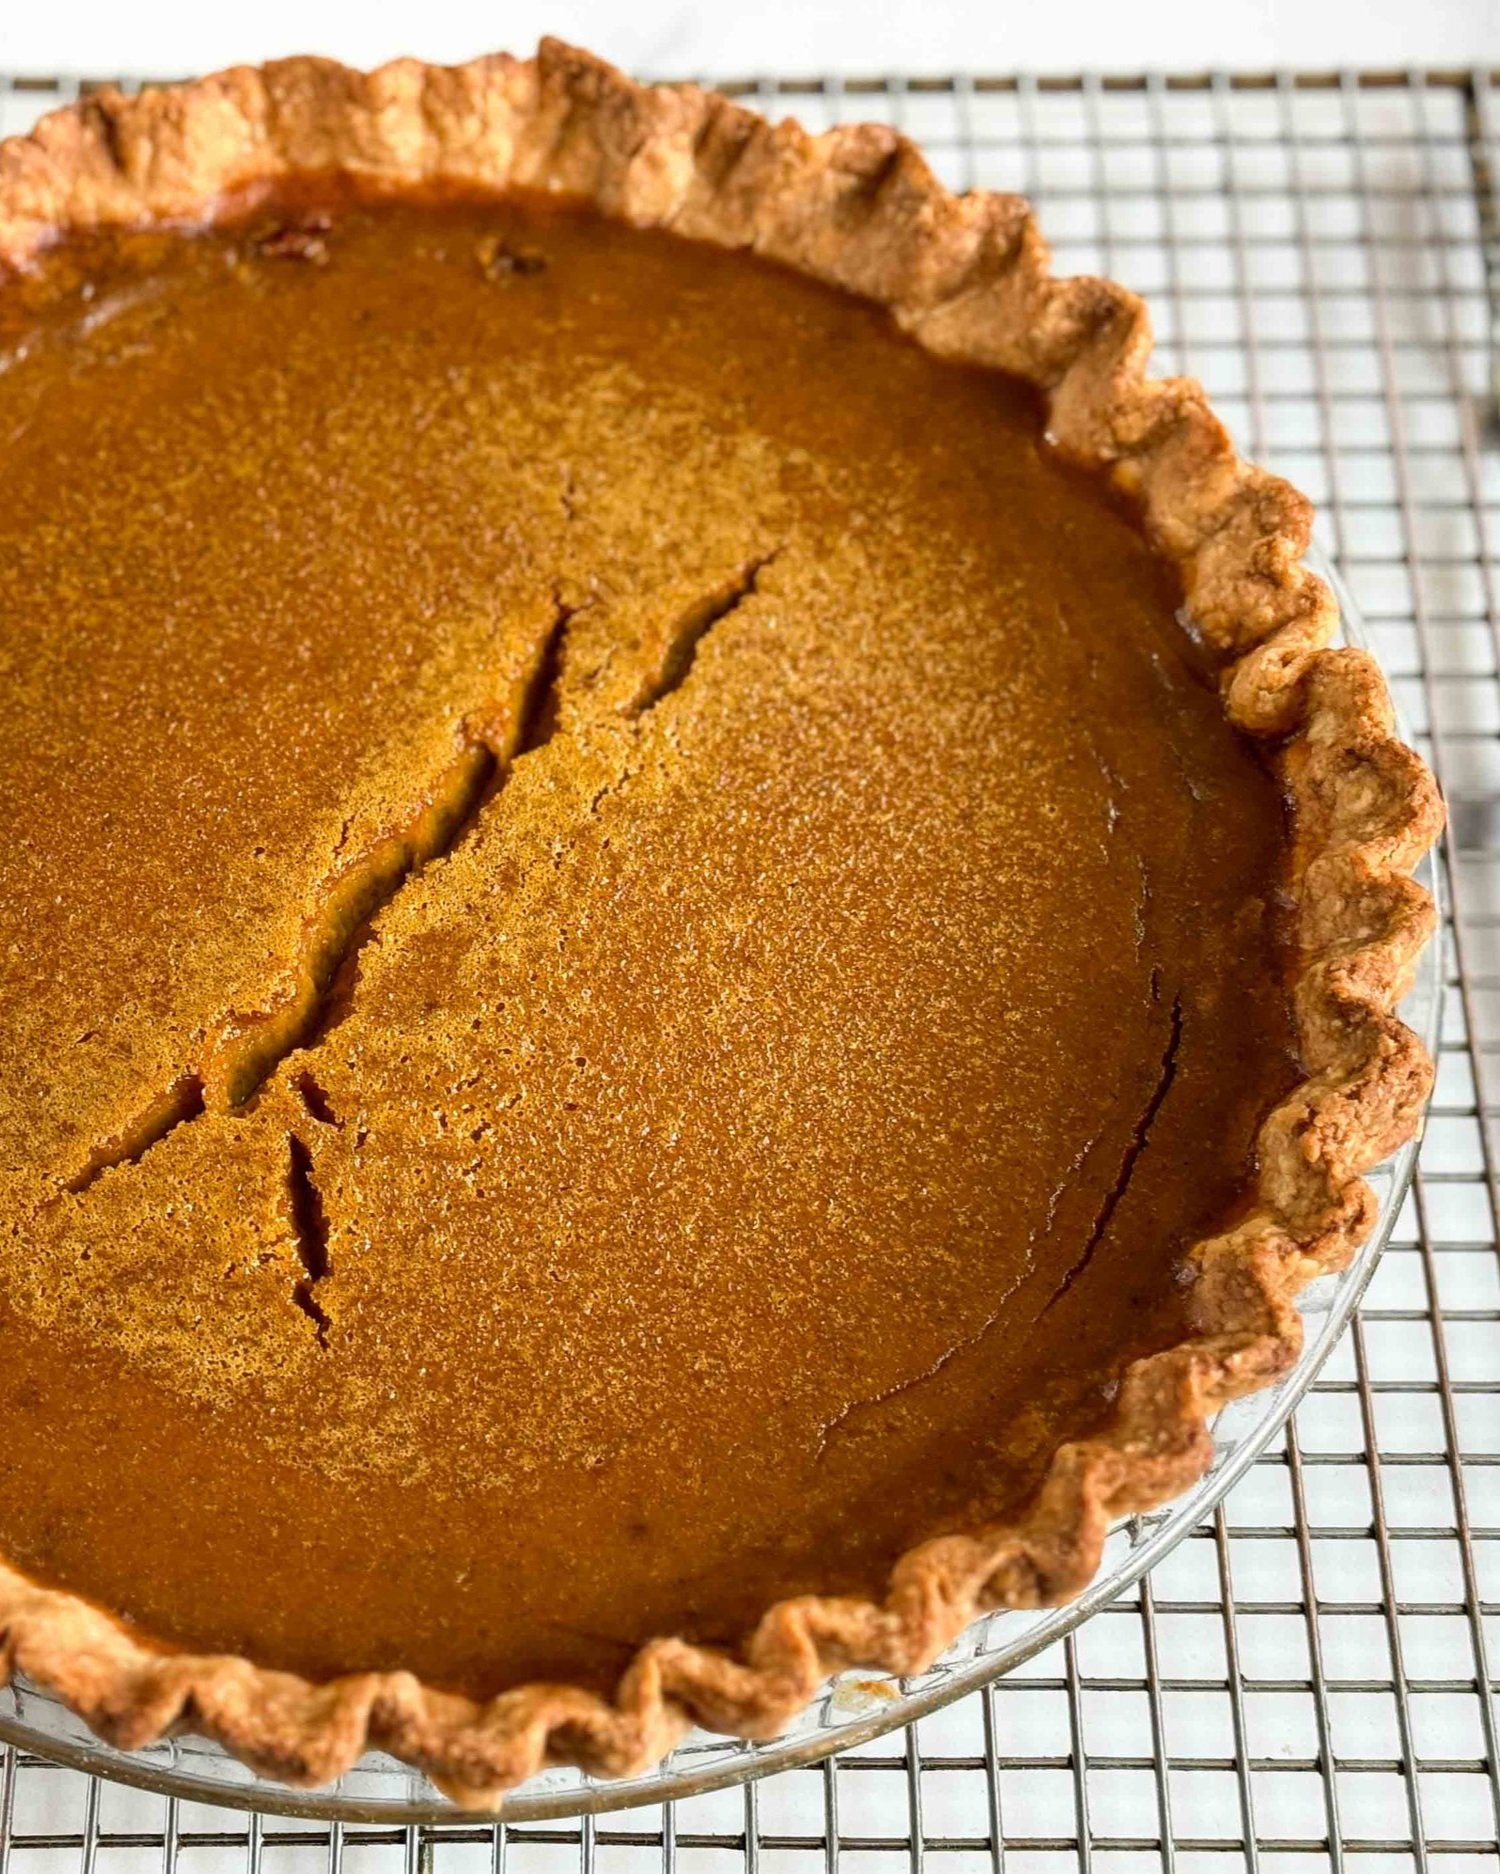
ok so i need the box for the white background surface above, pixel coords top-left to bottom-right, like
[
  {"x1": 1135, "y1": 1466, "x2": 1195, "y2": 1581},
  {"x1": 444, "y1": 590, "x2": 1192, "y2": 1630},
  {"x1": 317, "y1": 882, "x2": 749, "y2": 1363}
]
[
  {"x1": 1, "y1": 0, "x2": 1497, "y2": 81},
  {"x1": 0, "y1": 8, "x2": 1497, "y2": 1861}
]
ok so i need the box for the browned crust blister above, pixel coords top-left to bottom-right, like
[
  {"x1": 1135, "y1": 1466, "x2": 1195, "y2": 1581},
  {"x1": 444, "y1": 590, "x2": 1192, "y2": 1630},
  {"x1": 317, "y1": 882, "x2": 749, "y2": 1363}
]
[{"x1": 0, "y1": 40, "x2": 1444, "y2": 1810}]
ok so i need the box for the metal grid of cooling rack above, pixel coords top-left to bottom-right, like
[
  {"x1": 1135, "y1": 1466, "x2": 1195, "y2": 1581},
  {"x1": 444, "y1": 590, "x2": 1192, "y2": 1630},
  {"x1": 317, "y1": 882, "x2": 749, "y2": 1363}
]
[{"x1": 1, "y1": 61, "x2": 1498, "y2": 1872}]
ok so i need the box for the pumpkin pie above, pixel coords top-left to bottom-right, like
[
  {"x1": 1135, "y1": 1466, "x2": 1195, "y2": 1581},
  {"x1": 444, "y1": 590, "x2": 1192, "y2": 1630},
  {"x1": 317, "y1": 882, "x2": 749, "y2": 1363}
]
[{"x1": 0, "y1": 42, "x2": 1441, "y2": 1807}]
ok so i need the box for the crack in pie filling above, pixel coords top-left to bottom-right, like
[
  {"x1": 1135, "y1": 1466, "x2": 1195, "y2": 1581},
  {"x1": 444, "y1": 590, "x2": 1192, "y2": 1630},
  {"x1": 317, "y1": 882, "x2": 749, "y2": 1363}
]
[{"x1": 0, "y1": 43, "x2": 1442, "y2": 1806}]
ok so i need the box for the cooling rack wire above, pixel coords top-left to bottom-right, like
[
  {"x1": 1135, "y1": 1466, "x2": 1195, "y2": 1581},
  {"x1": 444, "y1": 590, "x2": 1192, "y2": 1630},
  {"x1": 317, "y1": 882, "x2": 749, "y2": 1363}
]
[{"x1": 1, "y1": 60, "x2": 1498, "y2": 1874}]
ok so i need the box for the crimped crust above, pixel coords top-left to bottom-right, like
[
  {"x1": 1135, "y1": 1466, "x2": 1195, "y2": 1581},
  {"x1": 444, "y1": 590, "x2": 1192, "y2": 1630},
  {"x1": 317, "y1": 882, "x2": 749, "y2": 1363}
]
[{"x1": 0, "y1": 40, "x2": 1442, "y2": 1810}]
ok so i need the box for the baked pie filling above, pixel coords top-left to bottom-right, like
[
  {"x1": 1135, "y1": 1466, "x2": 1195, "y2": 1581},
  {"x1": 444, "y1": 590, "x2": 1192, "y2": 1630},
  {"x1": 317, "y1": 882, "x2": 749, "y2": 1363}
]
[{"x1": 1, "y1": 193, "x2": 1296, "y2": 1693}]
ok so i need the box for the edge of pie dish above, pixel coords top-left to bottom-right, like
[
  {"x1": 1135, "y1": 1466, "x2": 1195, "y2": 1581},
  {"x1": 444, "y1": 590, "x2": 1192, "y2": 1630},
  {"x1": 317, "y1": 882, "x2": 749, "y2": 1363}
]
[{"x1": 0, "y1": 38, "x2": 1446, "y2": 1809}]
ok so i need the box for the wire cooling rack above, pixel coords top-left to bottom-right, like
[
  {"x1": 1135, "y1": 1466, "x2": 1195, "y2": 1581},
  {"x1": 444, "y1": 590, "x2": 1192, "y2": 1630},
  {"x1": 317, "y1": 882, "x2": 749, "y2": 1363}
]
[{"x1": 1, "y1": 60, "x2": 1498, "y2": 1872}]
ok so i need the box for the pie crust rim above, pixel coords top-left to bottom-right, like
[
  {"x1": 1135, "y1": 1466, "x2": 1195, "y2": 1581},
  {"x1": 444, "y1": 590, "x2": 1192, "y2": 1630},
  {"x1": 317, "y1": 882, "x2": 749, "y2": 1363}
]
[{"x1": 0, "y1": 38, "x2": 1444, "y2": 1808}]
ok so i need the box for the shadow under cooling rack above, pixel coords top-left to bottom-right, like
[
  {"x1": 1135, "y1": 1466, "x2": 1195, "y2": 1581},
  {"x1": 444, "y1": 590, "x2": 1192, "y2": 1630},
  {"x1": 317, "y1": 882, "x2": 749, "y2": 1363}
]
[{"x1": 0, "y1": 60, "x2": 1498, "y2": 1872}]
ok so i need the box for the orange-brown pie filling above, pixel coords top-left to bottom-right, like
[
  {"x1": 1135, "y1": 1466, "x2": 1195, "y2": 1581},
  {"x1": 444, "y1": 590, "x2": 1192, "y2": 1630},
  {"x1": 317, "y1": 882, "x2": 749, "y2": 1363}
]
[{"x1": 0, "y1": 192, "x2": 1297, "y2": 1699}]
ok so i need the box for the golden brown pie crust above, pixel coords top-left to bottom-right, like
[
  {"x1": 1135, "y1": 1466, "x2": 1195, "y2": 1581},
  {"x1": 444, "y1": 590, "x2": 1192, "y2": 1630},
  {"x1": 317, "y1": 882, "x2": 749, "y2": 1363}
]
[{"x1": 0, "y1": 39, "x2": 1442, "y2": 1808}]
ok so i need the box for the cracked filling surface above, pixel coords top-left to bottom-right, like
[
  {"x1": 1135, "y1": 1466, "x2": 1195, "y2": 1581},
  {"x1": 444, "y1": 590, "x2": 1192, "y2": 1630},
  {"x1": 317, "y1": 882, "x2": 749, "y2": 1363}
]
[{"x1": 0, "y1": 191, "x2": 1298, "y2": 1699}]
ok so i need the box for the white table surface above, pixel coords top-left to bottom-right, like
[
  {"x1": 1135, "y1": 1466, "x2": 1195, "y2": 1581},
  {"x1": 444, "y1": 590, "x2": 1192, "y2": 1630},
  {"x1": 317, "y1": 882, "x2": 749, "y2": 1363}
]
[
  {"x1": 1, "y1": 0, "x2": 1497, "y2": 83},
  {"x1": 0, "y1": 18, "x2": 1496, "y2": 1862}
]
